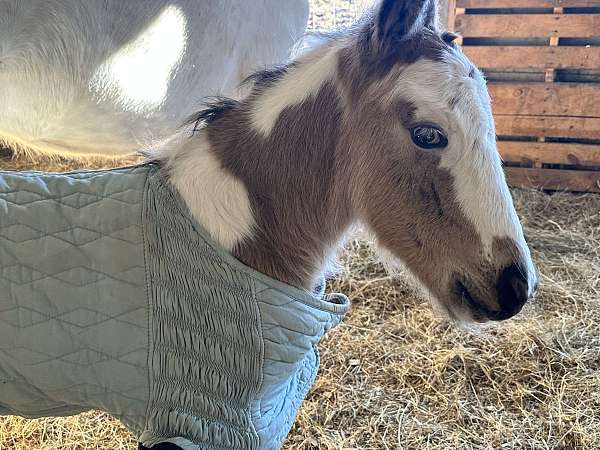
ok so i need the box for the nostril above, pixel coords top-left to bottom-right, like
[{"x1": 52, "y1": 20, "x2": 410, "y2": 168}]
[
  {"x1": 510, "y1": 270, "x2": 528, "y2": 296},
  {"x1": 497, "y1": 263, "x2": 529, "y2": 314}
]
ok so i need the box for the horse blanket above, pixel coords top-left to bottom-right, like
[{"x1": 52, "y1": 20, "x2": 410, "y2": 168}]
[{"x1": 0, "y1": 164, "x2": 349, "y2": 449}]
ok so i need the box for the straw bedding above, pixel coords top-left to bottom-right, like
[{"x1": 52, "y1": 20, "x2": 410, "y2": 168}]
[
  {"x1": 2, "y1": 148, "x2": 599, "y2": 450},
  {"x1": 1, "y1": 2, "x2": 599, "y2": 448}
]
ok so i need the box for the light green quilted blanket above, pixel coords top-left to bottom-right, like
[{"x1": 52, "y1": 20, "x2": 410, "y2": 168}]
[{"x1": 0, "y1": 164, "x2": 349, "y2": 450}]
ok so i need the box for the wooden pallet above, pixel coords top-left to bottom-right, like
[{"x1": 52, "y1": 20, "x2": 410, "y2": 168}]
[{"x1": 449, "y1": 0, "x2": 600, "y2": 192}]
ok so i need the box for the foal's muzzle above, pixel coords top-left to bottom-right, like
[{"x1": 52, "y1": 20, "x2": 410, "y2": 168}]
[{"x1": 455, "y1": 262, "x2": 534, "y2": 322}]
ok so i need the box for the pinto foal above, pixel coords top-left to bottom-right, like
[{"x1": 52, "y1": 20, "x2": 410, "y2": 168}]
[
  {"x1": 142, "y1": 0, "x2": 538, "y2": 444},
  {"x1": 154, "y1": 0, "x2": 537, "y2": 328}
]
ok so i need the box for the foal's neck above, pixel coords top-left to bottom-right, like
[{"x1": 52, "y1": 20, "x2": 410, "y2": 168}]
[{"x1": 167, "y1": 44, "x2": 354, "y2": 290}]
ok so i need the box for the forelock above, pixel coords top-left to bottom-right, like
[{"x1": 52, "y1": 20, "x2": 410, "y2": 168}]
[{"x1": 358, "y1": 24, "x2": 456, "y2": 79}]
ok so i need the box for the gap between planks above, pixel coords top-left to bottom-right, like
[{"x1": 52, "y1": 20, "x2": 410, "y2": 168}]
[{"x1": 505, "y1": 167, "x2": 600, "y2": 192}]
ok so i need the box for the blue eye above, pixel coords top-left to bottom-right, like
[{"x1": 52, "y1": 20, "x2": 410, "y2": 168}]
[{"x1": 410, "y1": 125, "x2": 448, "y2": 150}]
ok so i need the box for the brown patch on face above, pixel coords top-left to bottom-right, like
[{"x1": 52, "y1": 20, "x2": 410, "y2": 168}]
[
  {"x1": 341, "y1": 111, "x2": 482, "y2": 311},
  {"x1": 492, "y1": 236, "x2": 524, "y2": 267},
  {"x1": 335, "y1": 46, "x2": 530, "y2": 320},
  {"x1": 203, "y1": 82, "x2": 352, "y2": 289}
]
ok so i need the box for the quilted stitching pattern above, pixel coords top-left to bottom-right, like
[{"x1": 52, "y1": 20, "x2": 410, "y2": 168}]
[
  {"x1": 0, "y1": 164, "x2": 350, "y2": 449},
  {"x1": 140, "y1": 173, "x2": 262, "y2": 450},
  {"x1": 0, "y1": 166, "x2": 151, "y2": 430},
  {"x1": 139, "y1": 176, "x2": 349, "y2": 450},
  {"x1": 252, "y1": 285, "x2": 347, "y2": 448}
]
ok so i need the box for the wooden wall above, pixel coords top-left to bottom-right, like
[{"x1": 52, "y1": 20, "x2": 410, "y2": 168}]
[{"x1": 449, "y1": 0, "x2": 600, "y2": 192}]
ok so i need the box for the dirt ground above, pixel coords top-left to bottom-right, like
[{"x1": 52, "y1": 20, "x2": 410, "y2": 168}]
[{"x1": 1, "y1": 1, "x2": 599, "y2": 449}]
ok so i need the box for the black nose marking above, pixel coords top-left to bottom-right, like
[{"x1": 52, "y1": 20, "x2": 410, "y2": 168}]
[{"x1": 497, "y1": 263, "x2": 529, "y2": 316}]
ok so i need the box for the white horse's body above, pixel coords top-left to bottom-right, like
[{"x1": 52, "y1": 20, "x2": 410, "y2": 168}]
[{"x1": 0, "y1": 0, "x2": 309, "y2": 156}]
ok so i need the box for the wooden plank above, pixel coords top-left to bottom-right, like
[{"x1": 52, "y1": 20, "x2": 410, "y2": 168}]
[
  {"x1": 457, "y1": 0, "x2": 600, "y2": 8},
  {"x1": 455, "y1": 14, "x2": 600, "y2": 38},
  {"x1": 499, "y1": 141, "x2": 600, "y2": 166},
  {"x1": 448, "y1": 0, "x2": 458, "y2": 31},
  {"x1": 489, "y1": 83, "x2": 600, "y2": 117},
  {"x1": 463, "y1": 46, "x2": 600, "y2": 70},
  {"x1": 505, "y1": 167, "x2": 600, "y2": 192},
  {"x1": 495, "y1": 115, "x2": 600, "y2": 139}
]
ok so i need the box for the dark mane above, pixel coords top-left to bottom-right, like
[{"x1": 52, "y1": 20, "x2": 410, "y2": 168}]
[
  {"x1": 183, "y1": 65, "x2": 291, "y2": 134},
  {"x1": 243, "y1": 65, "x2": 290, "y2": 91},
  {"x1": 184, "y1": 32, "x2": 350, "y2": 134},
  {"x1": 241, "y1": 31, "x2": 344, "y2": 94},
  {"x1": 184, "y1": 97, "x2": 240, "y2": 134}
]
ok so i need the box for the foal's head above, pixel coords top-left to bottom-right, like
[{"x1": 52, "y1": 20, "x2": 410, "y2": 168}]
[
  {"x1": 334, "y1": 0, "x2": 537, "y2": 322},
  {"x1": 171, "y1": 0, "x2": 538, "y2": 324}
]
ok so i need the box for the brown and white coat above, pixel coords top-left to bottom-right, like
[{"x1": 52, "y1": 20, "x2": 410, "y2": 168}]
[{"x1": 153, "y1": 0, "x2": 538, "y2": 328}]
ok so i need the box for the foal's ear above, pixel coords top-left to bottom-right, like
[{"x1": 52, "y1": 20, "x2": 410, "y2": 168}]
[{"x1": 376, "y1": 0, "x2": 436, "y2": 44}]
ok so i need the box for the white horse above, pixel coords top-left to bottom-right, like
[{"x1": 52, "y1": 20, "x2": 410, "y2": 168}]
[{"x1": 0, "y1": 0, "x2": 309, "y2": 157}]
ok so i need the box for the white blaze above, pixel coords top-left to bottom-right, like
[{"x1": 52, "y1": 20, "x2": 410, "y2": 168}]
[{"x1": 392, "y1": 53, "x2": 537, "y2": 292}]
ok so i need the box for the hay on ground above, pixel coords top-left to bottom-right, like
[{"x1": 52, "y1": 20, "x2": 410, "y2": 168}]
[{"x1": 0, "y1": 147, "x2": 599, "y2": 450}]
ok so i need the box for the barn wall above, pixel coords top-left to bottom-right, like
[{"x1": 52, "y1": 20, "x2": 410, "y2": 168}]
[{"x1": 450, "y1": 0, "x2": 600, "y2": 192}]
